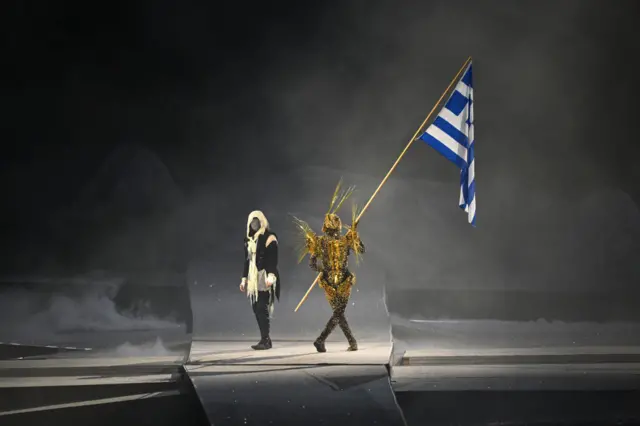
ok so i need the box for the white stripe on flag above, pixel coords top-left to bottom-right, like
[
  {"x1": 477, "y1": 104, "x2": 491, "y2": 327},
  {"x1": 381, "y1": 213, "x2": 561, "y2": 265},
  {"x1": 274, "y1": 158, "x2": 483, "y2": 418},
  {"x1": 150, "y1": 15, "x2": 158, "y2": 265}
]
[
  {"x1": 457, "y1": 81, "x2": 472, "y2": 96},
  {"x1": 425, "y1": 125, "x2": 468, "y2": 162},
  {"x1": 439, "y1": 107, "x2": 467, "y2": 132},
  {"x1": 468, "y1": 196, "x2": 476, "y2": 222}
]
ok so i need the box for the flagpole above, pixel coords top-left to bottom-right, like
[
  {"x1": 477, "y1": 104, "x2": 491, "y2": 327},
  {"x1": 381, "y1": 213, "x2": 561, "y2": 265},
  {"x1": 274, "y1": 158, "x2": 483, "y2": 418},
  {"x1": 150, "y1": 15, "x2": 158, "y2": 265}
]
[{"x1": 294, "y1": 56, "x2": 472, "y2": 313}]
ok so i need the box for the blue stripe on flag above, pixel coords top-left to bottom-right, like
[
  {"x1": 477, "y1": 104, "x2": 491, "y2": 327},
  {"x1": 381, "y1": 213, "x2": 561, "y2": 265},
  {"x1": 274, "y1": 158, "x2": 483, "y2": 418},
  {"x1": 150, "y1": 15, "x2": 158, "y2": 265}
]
[
  {"x1": 466, "y1": 180, "x2": 475, "y2": 204},
  {"x1": 459, "y1": 168, "x2": 469, "y2": 205},
  {"x1": 419, "y1": 132, "x2": 467, "y2": 169},
  {"x1": 433, "y1": 116, "x2": 468, "y2": 147}
]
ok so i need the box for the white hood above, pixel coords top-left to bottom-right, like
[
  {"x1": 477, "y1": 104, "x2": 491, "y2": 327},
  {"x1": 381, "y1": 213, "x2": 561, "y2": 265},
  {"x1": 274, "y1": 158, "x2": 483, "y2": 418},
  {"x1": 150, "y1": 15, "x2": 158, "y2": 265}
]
[{"x1": 246, "y1": 210, "x2": 269, "y2": 239}]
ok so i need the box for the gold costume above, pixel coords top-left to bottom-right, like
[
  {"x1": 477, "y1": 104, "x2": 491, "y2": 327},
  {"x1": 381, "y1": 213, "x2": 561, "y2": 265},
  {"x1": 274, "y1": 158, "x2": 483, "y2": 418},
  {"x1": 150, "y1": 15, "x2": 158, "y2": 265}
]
[{"x1": 293, "y1": 180, "x2": 365, "y2": 352}]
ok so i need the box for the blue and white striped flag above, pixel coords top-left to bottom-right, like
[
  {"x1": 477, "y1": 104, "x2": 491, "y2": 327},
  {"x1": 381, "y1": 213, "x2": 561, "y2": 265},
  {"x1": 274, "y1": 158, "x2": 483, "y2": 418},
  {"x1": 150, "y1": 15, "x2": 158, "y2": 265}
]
[{"x1": 418, "y1": 62, "x2": 476, "y2": 226}]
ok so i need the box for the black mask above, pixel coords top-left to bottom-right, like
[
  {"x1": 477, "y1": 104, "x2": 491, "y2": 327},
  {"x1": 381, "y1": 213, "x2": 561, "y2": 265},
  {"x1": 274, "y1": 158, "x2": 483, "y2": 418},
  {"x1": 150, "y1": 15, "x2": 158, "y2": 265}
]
[{"x1": 250, "y1": 218, "x2": 261, "y2": 232}]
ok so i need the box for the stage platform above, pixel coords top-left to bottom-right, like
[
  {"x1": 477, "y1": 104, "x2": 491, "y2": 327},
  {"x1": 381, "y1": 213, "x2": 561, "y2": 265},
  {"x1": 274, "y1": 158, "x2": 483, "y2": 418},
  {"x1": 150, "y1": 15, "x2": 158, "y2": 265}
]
[
  {"x1": 389, "y1": 318, "x2": 640, "y2": 394},
  {"x1": 399, "y1": 345, "x2": 640, "y2": 365},
  {"x1": 388, "y1": 323, "x2": 640, "y2": 425},
  {"x1": 188, "y1": 340, "x2": 394, "y2": 365},
  {"x1": 4, "y1": 271, "x2": 640, "y2": 426},
  {"x1": 392, "y1": 346, "x2": 640, "y2": 392},
  {"x1": 3, "y1": 337, "x2": 640, "y2": 426},
  {"x1": 392, "y1": 362, "x2": 640, "y2": 392},
  {"x1": 0, "y1": 356, "x2": 184, "y2": 380}
]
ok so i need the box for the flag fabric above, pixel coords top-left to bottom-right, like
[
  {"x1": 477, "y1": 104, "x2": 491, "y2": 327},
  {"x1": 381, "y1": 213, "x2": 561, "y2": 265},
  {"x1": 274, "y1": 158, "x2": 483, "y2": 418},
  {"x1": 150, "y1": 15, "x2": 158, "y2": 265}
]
[{"x1": 418, "y1": 62, "x2": 476, "y2": 226}]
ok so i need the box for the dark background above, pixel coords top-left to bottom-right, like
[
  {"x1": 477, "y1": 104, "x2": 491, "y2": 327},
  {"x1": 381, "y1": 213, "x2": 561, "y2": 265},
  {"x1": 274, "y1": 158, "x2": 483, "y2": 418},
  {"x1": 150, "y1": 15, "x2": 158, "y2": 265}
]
[{"x1": 2, "y1": 0, "x2": 640, "y2": 321}]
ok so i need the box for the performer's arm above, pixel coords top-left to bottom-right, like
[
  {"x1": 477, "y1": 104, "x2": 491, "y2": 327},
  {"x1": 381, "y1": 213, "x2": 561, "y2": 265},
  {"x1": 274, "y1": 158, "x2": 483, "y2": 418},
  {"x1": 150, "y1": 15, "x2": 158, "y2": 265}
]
[
  {"x1": 346, "y1": 229, "x2": 365, "y2": 255},
  {"x1": 242, "y1": 238, "x2": 249, "y2": 280},
  {"x1": 239, "y1": 239, "x2": 249, "y2": 292},
  {"x1": 265, "y1": 237, "x2": 278, "y2": 276},
  {"x1": 309, "y1": 254, "x2": 320, "y2": 272},
  {"x1": 265, "y1": 234, "x2": 278, "y2": 286}
]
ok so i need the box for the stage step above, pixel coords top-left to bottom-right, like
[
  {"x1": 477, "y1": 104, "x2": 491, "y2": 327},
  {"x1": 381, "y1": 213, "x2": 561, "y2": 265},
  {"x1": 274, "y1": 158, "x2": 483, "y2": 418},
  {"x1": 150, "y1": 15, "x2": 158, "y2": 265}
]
[
  {"x1": 391, "y1": 363, "x2": 640, "y2": 392},
  {"x1": 400, "y1": 346, "x2": 640, "y2": 366}
]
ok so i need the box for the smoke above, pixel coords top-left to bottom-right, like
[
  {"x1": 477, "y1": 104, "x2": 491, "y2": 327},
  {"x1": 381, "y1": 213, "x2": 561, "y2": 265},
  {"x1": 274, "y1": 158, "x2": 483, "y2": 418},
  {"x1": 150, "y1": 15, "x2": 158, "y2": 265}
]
[
  {"x1": 261, "y1": 0, "x2": 636, "y2": 210},
  {"x1": 39, "y1": 286, "x2": 181, "y2": 332},
  {"x1": 241, "y1": 166, "x2": 640, "y2": 292},
  {"x1": 0, "y1": 276, "x2": 183, "y2": 344},
  {"x1": 267, "y1": 1, "x2": 602, "y2": 179},
  {"x1": 112, "y1": 336, "x2": 183, "y2": 357}
]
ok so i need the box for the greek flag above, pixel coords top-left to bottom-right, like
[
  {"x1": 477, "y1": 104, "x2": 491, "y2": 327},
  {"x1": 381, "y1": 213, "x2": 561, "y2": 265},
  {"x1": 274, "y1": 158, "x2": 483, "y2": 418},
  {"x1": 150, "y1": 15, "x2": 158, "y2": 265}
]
[{"x1": 418, "y1": 62, "x2": 476, "y2": 226}]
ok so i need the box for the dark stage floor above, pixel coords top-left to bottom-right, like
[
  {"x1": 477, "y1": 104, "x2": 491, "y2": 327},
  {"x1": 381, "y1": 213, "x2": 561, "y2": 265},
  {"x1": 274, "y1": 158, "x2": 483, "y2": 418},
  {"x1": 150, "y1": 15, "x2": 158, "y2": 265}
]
[
  {"x1": 3, "y1": 383, "x2": 640, "y2": 426},
  {"x1": 397, "y1": 390, "x2": 640, "y2": 426},
  {"x1": 3, "y1": 340, "x2": 640, "y2": 426}
]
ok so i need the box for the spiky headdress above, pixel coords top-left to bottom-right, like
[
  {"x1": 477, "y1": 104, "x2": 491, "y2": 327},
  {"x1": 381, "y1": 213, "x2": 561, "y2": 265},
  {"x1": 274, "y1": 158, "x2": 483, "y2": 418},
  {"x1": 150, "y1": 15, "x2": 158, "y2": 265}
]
[
  {"x1": 326, "y1": 178, "x2": 355, "y2": 216},
  {"x1": 322, "y1": 178, "x2": 355, "y2": 233}
]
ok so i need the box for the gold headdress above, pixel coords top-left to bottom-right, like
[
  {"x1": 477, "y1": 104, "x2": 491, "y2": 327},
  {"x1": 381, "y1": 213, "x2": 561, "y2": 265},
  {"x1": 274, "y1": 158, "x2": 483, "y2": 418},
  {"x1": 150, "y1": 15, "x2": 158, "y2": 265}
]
[{"x1": 322, "y1": 178, "x2": 355, "y2": 234}]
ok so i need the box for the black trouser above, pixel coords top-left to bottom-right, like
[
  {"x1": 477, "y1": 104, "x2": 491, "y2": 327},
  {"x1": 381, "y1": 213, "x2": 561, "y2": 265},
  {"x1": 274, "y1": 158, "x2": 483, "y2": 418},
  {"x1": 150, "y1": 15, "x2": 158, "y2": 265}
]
[{"x1": 252, "y1": 290, "x2": 271, "y2": 340}]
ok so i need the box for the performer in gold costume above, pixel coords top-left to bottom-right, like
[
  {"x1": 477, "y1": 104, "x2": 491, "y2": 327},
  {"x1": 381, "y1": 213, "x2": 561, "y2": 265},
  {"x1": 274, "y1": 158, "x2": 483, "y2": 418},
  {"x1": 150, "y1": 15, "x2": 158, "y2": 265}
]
[{"x1": 293, "y1": 180, "x2": 365, "y2": 352}]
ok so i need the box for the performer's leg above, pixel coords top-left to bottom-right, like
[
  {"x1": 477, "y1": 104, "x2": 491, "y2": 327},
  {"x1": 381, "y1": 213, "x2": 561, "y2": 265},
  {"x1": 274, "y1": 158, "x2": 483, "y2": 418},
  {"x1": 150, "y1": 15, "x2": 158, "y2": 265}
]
[
  {"x1": 314, "y1": 289, "x2": 340, "y2": 353},
  {"x1": 251, "y1": 291, "x2": 272, "y2": 350},
  {"x1": 314, "y1": 312, "x2": 339, "y2": 352},
  {"x1": 338, "y1": 315, "x2": 357, "y2": 351},
  {"x1": 333, "y1": 292, "x2": 357, "y2": 351}
]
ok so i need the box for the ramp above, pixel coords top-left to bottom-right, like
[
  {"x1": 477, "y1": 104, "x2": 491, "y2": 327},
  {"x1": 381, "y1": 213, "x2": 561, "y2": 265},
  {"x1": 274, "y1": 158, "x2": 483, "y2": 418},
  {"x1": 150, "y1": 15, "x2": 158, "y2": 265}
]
[{"x1": 186, "y1": 364, "x2": 407, "y2": 426}]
